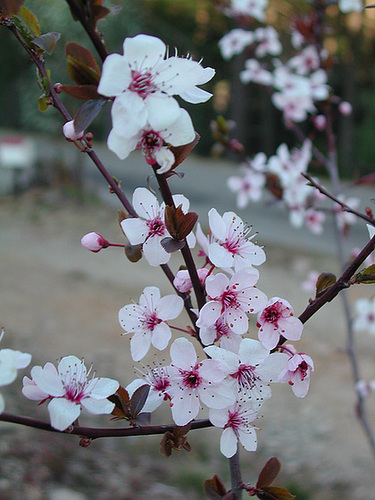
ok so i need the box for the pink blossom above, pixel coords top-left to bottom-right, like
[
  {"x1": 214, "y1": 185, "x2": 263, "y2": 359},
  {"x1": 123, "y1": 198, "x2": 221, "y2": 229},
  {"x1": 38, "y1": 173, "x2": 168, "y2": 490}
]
[
  {"x1": 22, "y1": 356, "x2": 119, "y2": 431},
  {"x1": 173, "y1": 267, "x2": 209, "y2": 293},
  {"x1": 257, "y1": 297, "x2": 303, "y2": 350},
  {"x1": 119, "y1": 286, "x2": 184, "y2": 361},
  {"x1": 339, "y1": 101, "x2": 353, "y2": 115},
  {"x1": 81, "y1": 232, "x2": 110, "y2": 252},
  {"x1": 209, "y1": 401, "x2": 258, "y2": 458},
  {"x1": 278, "y1": 345, "x2": 314, "y2": 398},
  {"x1": 199, "y1": 316, "x2": 242, "y2": 352},
  {"x1": 207, "y1": 209, "x2": 266, "y2": 271},
  {"x1": 218, "y1": 29, "x2": 254, "y2": 60},
  {"x1": 168, "y1": 338, "x2": 235, "y2": 426},
  {"x1": 197, "y1": 269, "x2": 268, "y2": 335}
]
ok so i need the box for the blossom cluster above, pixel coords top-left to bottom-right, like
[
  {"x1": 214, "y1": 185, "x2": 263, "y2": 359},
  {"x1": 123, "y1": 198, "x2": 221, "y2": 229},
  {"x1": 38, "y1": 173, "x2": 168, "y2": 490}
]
[
  {"x1": 96, "y1": 34, "x2": 215, "y2": 173},
  {"x1": 118, "y1": 204, "x2": 310, "y2": 458}
]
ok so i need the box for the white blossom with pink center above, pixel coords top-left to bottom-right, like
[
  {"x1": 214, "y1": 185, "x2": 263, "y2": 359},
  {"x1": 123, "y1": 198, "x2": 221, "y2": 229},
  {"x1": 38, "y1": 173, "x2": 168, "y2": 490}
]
[
  {"x1": 121, "y1": 187, "x2": 195, "y2": 266},
  {"x1": 353, "y1": 298, "x2": 375, "y2": 336},
  {"x1": 218, "y1": 29, "x2": 254, "y2": 60},
  {"x1": 227, "y1": 167, "x2": 265, "y2": 208},
  {"x1": 98, "y1": 34, "x2": 215, "y2": 141},
  {"x1": 197, "y1": 269, "x2": 268, "y2": 335},
  {"x1": 167, "y1": 338, "x2": 235, "y2": 426},
  {"x1": 0, "y1": 338, "x2": 31, "y2": 413},
  {"x1": 126, "y1": 364, "x2": 171, "y2": 413},
  {"x1": 278, "y1": 345, "x2": 314, "y2": 398},
  {"x1": 119, "y1": 286, "x2": 184, "y2": 361},
  {"x1": 209, "y1": 401, "x2": 258, "y2": 458},
  {"x1": 226, "y1": 0, "x2": 269, "y2": 22},
  {"x1": 22, "y1": 356, "x2": 119, "y2": 431},
  {"x1": 199, "y1": 316, "x2": 242, "y2": 353},
  {"x1": 205, "y1": 339, "x2": 288, "y2": 408},
  {"x1": 240, "y1": 59, "x2": 273, "y2": 85},
  {"x1": 207, "y1": 209, "x2": 266, "y2": 271},
  {"x1": 254, "y1": 26, "x2": 282, "y2": 58},
  {"x1": 288, "y1": 45, "x2": 321, "y2": 76},
  {"x1": 107, "y1": 108, "x2": 195, "y2": 172},
  {"x1": 335, "y1": 195, "x2": 360, "y2": 230},
  {"x1": 257, "y1": 297, "x2": 303, "y2": 350}
]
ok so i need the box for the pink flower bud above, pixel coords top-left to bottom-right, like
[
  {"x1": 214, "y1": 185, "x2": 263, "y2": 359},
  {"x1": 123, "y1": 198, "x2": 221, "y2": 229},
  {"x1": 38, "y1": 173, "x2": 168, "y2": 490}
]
[
  {"x1": 173, "y1": 267, "x2": 209, "y2": 293},
  {"x1": 63, "y1": 121, "x2": 84, "y2": 141},
  {"x1": 314, "y1": 115, "x2": 326, "y2": 131},
  {"x1": 81, "y1": 232, "x2": 109, "y2": 252},
  {"x1": 339, "y1": 101, "x2": 352, "y2": 116}
]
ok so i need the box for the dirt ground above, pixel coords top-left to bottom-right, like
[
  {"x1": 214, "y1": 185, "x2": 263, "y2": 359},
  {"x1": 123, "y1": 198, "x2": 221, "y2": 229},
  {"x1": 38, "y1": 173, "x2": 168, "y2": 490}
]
[{"x1": 1, "y1": 187, "x2": 375, "y2": 500}]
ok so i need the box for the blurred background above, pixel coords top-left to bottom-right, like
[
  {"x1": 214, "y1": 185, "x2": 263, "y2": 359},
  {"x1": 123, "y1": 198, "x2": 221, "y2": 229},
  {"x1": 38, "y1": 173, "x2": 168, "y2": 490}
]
[{"x1": 1, "y1": 1, "x2": 375, "y2": 500}]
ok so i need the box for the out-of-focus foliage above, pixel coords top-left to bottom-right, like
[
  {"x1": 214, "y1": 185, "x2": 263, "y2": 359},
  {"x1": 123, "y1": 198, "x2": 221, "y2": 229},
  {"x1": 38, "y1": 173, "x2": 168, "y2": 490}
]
[{"x1": 1, "y1": 0, "x2": 375, "y2": 173}]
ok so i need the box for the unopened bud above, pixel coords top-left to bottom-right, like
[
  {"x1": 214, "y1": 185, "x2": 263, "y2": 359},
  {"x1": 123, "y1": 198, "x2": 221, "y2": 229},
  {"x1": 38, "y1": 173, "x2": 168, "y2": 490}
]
[
  {"x1": 314, "y1": 114, "x2": 326, "y2": 131},
  {"x1": 339, "y1": 101, "x2": 352, "y2": 116},
  {"x1": 81, "y1": 232, "x2": 109, "y2": 252},
  {"x1": 63, "y1": 120, "x2": 84, "y2": 141},
  {"x1": 54, "y1": 83, "x2": 63, "y2": 94}
]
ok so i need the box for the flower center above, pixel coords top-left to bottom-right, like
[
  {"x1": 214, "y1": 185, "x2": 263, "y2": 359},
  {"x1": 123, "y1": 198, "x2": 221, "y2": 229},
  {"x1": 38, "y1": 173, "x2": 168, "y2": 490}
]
[
  {"x1": 224, "y1": 409, "x2": 242, "y2": 431},
  {"x1": 298, "y1": 360, "x2": 309, "y2": 379},
  {"x1": 232, "y1": 364, "x2": 258, "y2": 390},
  {"x1": 144, "y1": 312, "x2": 162, "y2": 332},
  {"x1": 140, "y1": 131, "x2": 163, "y2": 165},
  {"x1": 129, "y1": 71, "x2": 156, "y2": 98},
  {"x1": 220, "y1": 288, "x2": 239, "y2": 311},
  {"x1": 146, "y1": 216, "x2": 165, "y2": 237},
  {"x1": 181, "y1": 368, "x2": 202, "y2": 389},
  {"x1": 263, "y1": 304, "x2": 281, "y2": 324}
]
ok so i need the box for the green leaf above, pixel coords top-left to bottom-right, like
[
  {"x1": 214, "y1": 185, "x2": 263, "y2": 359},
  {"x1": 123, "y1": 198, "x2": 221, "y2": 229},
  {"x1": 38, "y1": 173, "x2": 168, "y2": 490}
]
[
  {"x1": 37, "y1": 95, "x2": 49, "y2": 112},
  {"x1": 32, "y1": 31, "x2": 60, "y2": 55},
  {"x1": 316, "y1": 272, "x2": 336, "y2": 297},
  {"x1": 259, "y1": 486, "x2": 295, "y2": 500},
  {"x1": 73, "y1": 98, "x2": 106, "y2": 134},
  {"x1": 13, "y1": 5, "x2": 40, "y2": 46},
  {"x1": 354, "y1": 265, "x2": 375, "y2": 284},
  {"x1": 256, "y1": 457, "x2": 281, "y2": 489},
  {"x1": 66, "y1": 42, "x2": 101, "y2": 85}
]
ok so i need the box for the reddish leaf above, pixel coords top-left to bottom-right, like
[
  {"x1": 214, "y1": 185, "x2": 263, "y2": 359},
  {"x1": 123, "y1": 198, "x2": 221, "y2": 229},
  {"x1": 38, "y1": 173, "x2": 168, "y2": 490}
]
[
  {"x1": 108, "y1": 386, "x2": 131, "y2": 420},
  {"x1": 60, "y1": 84, "x2": 101, "y2": 100},
  {"x1": 66, "y1": 42, "x2": 101, "y2": 85},
  {"x1": 169, "y1": 133, "x2": 200, "y2": 170},
  {"x1": 178, "y1": 211, "x2": 198, "y2": 240},
  {"x1": 0, "y1": 0, "x2": 24, "y2": 16},
  {"x1": 203, "y1": 475, "x2": 228, "y2": 499},
  {"x1": 130, "y1": 384, "x2": 150, "y2": 417},
  {"x1": 256, "y1": 457, "x2": 281, "y2": 489},
  {"x1": 259, "y1": 486, "x2": 295, "y2": 500}
]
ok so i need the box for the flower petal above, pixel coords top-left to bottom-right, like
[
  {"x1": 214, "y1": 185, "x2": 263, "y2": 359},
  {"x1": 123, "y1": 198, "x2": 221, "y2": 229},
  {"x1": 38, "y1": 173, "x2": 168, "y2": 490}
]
[{"x1": 48, "y1": 397, "x2": 81, "y2": 431}]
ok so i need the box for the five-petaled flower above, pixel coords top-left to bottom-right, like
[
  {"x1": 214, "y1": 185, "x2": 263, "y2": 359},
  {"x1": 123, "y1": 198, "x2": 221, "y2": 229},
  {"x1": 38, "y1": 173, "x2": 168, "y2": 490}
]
[
  {"x1": 119, "y1": 286, "x2": 184, "y2": 361},
  {"x1": 257, "y1": 297, "x2": 303, "y2": 350},
  {"x1": 22, "y1": 356, "x2": 119, "y2": 431}
]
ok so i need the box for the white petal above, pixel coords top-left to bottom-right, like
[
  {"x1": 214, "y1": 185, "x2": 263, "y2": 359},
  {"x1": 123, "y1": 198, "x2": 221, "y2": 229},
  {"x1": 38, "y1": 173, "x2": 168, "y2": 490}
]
[
  {"x1": 48, "y1": 398, "x2": 81, "y2": 431},
  {"x1": 121, "y1": 218, "x2": 148, "y2": 245},
  {"x1": 208, "y1": 242, "x2": 234, "y2": 268},
  {"x1": 171, "y1": 390, "x2": 200, "y2": 426},
  {"x1": 139, "y1": 286, "x2": 161, "y2": 311},
  {"x1": 170, "y1": 337, "x2": 197, "y2": 370},
  {"x1": 98, "y1": 53, "x2": 132, "y2": 96},
  {"x1": 145, "y1": 95, "x2": 181, "y2": 131},
  {"x1": 179, "y1": 87, "x2": 213, "y2": 104},
  {"x1": 143, "y1": 236, "x2": 170, "y2": 266},
  {"x1": 111, "y1": 91, "x2": 147, "y2": 138},
  {"x1": 31, "y1": 365, "x2": 64, "y2": 397},
  {"x1": 157, "y1": 294, "x2": 184, "y2": 320},
  {"x1": 86, "y1": 377, "x2": 119, "y2": 399},
  {"x1": 205, "y1": 273, "x2": 229, "y2": 298},
  {"x1": 107, "y1": 129, "x2": 139, "y2": 160},
  {"x1": 0, "y1": 393, "x2": 4, "y2": 413},
  {"x1": 208, "y1": 208, "x2": 227, "y2": 240},
  {"x1": 154, "y1": 148, "x2": 175, "y2": 174},
  {"x1": 81, "y1": 397, "x2": 115, "y2": 415},
  {"x1": 220, "y1": 427, "x2": 238, "y2": 458},
  {"x1": 130, "y1": 331, "x2": 152, "y2": 361},
  {"x1": 238, "y1": 427, "x2": 257, "y2": 452},
  {"x1": 163, "y1": 109, "x2": 195, "y2": 146},
  {"x1": 151, "y1": 322, "x2": 172, "y2": 351},
  {"x1": 132, "y1": 187, "x2": 160, "y2": 219},
  {"x1": 123, "y1": 34, "x2": 166, "y2": 70}
]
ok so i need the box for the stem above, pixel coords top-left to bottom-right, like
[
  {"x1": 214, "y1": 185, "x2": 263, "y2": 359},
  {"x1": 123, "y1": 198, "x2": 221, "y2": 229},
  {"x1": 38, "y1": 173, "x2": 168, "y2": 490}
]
[
  {"x1": 64, "y1": 0, "x2": 108, "y2": 62},
  {"x1": 0, "y1": 413, "x2": 212, "y2": 439},
  {"x1": 153, "y1": 167, "x2": 206, "y2": 312},
  {"x1": 229, "y1": 451, "x2": 243, "y2": 499}
]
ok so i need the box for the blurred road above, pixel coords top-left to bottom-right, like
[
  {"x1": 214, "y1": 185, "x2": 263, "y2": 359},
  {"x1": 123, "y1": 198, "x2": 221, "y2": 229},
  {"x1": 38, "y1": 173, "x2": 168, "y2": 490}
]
[{"x1": 0, "y1": 133, "x2": 373, "y2": 256}]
